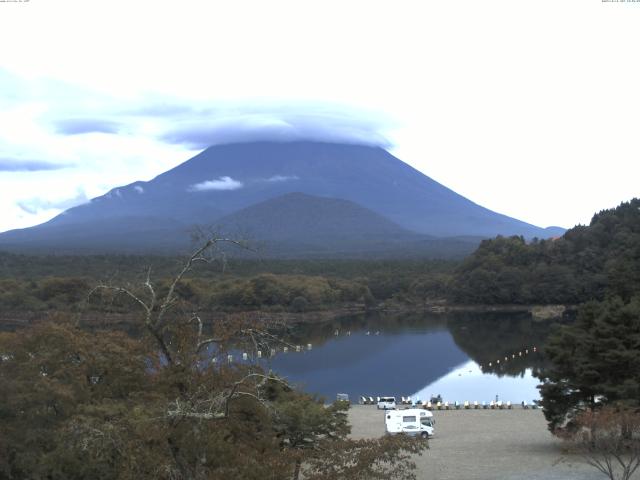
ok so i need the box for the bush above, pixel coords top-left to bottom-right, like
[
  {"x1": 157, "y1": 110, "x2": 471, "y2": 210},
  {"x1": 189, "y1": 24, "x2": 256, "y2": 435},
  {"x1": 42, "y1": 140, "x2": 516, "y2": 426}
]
[{"x1": 290, "y1": 296, "x2": 310, "y2": 313}]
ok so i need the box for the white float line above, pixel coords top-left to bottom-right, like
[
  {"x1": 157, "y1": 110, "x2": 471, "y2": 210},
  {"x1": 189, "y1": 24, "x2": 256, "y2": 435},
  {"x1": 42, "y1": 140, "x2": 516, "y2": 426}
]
[
  {"x1": 358, "y1": 399, "x2": 540, "y2": 410},
  {"x1": 212, "y1": 343, "x2": 314, "y2": 363},
  {"x1": 482, "y1": 346, "x2": 538, "y2": 369}
]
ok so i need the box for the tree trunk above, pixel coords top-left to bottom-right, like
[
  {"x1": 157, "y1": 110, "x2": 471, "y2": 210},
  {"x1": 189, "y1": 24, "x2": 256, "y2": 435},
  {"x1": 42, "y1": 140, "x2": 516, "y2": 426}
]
[{"x1": 292, "y1": 458, "x2": 302, "y2": 480}]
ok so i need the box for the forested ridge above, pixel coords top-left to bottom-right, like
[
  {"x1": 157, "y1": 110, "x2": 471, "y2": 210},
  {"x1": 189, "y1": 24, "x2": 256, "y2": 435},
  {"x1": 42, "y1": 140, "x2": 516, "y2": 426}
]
[
  {"x1": 434, "y1": 198, "x2": 640, "y2": 439},
  {"x1": 451, "y1": 198, "x2": 640, "y2": 305},
  {"x1": 1, "y1": 198, "x2": 638, "y2": 317},
  {"x1": 0, "y1": 256, "x2": 455, "y2": 314}
]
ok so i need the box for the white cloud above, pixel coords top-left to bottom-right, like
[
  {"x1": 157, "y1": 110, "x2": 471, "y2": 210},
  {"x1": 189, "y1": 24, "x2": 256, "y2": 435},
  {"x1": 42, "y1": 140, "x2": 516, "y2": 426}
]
[
  {"x1": 0, "y1": 0, "x2": 639, "y2": 231},
  {"x1": 265, "y1": 175, "x2": 299, "y2": 183},
  {"x1": 189, "y1": 176, "x2": 243, "y2": 192},
  {"x1": 16, "y1": 189, "x2": 89, "y2": 216},
  {"x1": 160, "y1": 108, "x2": 392, "y2": 149}
]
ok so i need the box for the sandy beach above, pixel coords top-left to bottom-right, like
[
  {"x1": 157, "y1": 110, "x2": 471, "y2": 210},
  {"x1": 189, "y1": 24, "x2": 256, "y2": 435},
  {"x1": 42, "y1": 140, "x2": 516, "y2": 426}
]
[{"x1": 348, "y1": 405, "x2": 611, "y2": 480}]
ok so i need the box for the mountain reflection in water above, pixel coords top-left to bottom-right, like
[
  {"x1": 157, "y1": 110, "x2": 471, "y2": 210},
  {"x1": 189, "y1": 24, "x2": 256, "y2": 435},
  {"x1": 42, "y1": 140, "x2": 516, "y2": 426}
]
[
  {"x1": 267, "y1": 312, "x2": 550, "y2": 403},
  {"x1": 413, "y1": 361, "x2": 541, "y2": 404}
]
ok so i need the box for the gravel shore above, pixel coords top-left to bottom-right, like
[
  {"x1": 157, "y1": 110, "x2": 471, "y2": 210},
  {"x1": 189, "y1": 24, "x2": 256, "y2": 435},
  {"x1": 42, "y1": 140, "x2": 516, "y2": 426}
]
[{"x1": 348, "y1": 405, "x2": 609, "y2": 480}]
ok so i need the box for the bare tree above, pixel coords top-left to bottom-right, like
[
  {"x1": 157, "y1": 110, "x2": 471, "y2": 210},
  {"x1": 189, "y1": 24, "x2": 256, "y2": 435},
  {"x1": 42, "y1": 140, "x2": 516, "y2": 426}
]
[
  {"x1": 559, "y1": 405, "x2": 640, "y2": 480},
  {"x1": 81, "y1": 235, "x2": 428, "y2": 479},
  {"x1": 87, "y1": 235, "x2": 292, "y2": 420},
  {"x1": 89, "y1": 236, "x2": 241, "y2": 364}
]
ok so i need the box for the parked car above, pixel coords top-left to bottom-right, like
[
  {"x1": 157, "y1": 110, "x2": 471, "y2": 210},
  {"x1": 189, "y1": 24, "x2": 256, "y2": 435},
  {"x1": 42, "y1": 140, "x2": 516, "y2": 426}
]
[{"x1": 377, "y1": 396, "x2": 396, "y2": 410}]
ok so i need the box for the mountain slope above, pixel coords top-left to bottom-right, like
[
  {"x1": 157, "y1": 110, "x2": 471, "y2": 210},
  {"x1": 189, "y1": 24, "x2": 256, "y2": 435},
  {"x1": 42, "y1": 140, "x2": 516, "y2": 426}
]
[
  {"x1": 0, "y1": 141, "x2": 563, "y2": 255},
  {"x1": 0, "y1": 193, "x2": 481, "y2": 257},
  {"x1": 0, "y1": 216, "x2": 191, "y2": 254},
  {"x1": 212, "y1": 192, "x2": 480, "y2": 258},
  {"x1": 216, "y1": 192, "x2": 417, "y2": 242}
]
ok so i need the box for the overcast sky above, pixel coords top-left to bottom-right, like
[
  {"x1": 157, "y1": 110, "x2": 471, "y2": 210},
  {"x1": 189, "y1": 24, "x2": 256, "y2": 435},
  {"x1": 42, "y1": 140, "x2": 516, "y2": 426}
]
[{"x1": 0, "y1": 0, "x2": 638, "y2": 233}]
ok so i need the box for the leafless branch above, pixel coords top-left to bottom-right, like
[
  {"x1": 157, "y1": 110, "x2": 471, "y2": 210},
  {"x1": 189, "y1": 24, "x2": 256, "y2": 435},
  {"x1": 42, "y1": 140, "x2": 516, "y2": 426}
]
[
  {"x1": 86, "y1": 235, "x2": 255, "y2": 367},
  {"x1": 563, "y1": 406, "x2": 640, "y2": 480},
  {"x1": 240, "y1": 328, "x2": 296, "y2": 350},
  {"x1": 196, "y1": 337, "x2": 225, "y2": 353},
  {"x1": 89, "y1": 285, "x2": 150, "y2": 315},
  {"x1": 155, "y1": 237, "x2": 252, "y2": 329},
  {"x1": 165, "y1": 372, "x2": 287, "y2": 422}
]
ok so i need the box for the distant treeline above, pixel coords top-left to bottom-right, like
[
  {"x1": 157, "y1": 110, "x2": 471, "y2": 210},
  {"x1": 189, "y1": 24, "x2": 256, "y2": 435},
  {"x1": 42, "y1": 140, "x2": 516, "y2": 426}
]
[
  {"x1": 0, "y1": 256, "x2": 456, "y2": 313},
  {"x1": 3, "y1": 198, "x2": 637, "y2": 312},
  {"x1": 0, "y1": 253, "x2": 456, "y2": 281},
  {"x1": 450, "y1": 198, "x2": 640, "y2": 305}
]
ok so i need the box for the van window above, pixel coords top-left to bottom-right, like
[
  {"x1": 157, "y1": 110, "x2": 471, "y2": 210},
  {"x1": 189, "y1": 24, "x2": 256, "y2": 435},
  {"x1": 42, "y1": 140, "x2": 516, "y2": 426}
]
[{"x1": 402, "y1": 416, "x2": 417, "y2": 423}]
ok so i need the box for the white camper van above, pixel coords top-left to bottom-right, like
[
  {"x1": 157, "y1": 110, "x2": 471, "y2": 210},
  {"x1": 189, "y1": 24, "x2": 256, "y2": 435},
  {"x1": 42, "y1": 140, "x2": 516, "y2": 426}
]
[
  {"x1": 377, "y1": 396, "x2": 396, "y2": 410},
  {"x1": 385, "y1": 409, "x2": 434, "y2": 439}
]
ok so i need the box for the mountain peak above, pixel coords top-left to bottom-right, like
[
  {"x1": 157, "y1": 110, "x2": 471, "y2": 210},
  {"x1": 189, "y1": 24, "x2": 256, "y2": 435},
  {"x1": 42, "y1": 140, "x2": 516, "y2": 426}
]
[{"x1": 0, "y1": 141, "x2": 564, "y2": 256}]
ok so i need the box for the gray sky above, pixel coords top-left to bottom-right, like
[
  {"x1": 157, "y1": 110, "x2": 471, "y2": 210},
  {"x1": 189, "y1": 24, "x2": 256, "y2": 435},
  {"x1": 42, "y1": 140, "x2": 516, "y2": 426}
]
[{"x1": 0, "y1": 0, "x2": 638, "y2": 233}]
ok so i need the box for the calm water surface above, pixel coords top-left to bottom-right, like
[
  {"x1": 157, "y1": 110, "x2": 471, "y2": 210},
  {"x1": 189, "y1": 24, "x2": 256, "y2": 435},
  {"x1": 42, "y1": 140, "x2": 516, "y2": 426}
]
[{"x1": 267, "y1": 312, "x2": 549, "y2": 404}]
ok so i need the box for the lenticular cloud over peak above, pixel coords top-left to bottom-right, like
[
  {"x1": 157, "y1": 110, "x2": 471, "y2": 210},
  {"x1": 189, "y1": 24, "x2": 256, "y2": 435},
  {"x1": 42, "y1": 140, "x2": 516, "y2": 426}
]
[{"x1": 160, "y1": 108, "x2": 393, "y2": 150}]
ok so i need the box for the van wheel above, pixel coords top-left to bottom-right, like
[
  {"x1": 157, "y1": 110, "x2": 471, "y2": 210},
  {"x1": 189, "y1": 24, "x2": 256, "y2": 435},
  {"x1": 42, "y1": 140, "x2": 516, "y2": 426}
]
[{"x1": 421, "y1": 432, "x2": 428, "y2": 440}]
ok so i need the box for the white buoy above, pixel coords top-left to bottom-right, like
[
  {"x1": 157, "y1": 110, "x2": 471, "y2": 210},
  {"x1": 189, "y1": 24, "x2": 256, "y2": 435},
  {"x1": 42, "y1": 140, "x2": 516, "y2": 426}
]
[
  {"x1": 257, "y1": 351, "x2": 262, "y2": 358},
  {"x1": 270, "y1": 348, "x2": 276, "y2": 356},
  {"x1": 242, "y1": 352, "x2": 248, "y2": 361},
  {"x1": 488, "y1": 362, "x2": 492, "y2": 367},
  {"x1": 211, "y1": 357, "x2": 217, "y2": 364},
  {"x1": 519, "y1": 352, "x2": 522, "y2": 356},
  {"x1": 295, "y1": 345, "x2": 301, "y2": 352},
  {"x1": 227, "y1": 354, "x2": 233, "y2": 363},
  {"x1": 307, "y1": 343, "x2": 312, "y2": 350},
  {"x1": 334, "y1": 330, "x2": 339, "y2": 336},
  {"x1": 283, "y1": 347, "x2": 288, "y2": 353},
  {"x1": 347, "y1": 331, "x2": 351, "y2": 336}
]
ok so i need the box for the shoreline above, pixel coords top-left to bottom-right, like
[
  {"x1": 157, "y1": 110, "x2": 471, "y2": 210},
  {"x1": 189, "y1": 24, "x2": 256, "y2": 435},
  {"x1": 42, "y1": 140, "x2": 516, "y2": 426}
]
[{"x1": 0, "y1": 302, "x2": 572, "y2": 330}]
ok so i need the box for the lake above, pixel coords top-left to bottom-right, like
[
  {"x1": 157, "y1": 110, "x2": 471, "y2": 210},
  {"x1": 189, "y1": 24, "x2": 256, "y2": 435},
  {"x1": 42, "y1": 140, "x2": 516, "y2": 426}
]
[{"x1": 265, "y1": 311, "x2": 550, "y2": 405}]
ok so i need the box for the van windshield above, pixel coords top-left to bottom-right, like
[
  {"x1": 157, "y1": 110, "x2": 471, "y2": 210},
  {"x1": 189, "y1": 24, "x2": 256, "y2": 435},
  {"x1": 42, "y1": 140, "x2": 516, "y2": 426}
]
[
  {"x1": 380, "y1": 397, "x2": 395, "y2": 402},
  {"x1": 421, "y1": 418, "x2": 432, "y2": 427}
]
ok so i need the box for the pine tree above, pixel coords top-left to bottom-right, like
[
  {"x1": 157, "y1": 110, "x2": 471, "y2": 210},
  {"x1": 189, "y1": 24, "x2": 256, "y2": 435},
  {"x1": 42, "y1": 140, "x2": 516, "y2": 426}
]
[{"x1": 537, "y1": 296, "x2": 640, "y2": 431}]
